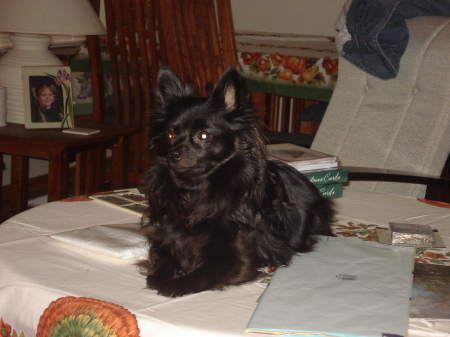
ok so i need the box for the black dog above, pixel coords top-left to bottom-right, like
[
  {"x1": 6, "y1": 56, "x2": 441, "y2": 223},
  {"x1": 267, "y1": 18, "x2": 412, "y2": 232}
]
[{"x1": 139, "y1": 67, "x2": 334, "y2": 297}]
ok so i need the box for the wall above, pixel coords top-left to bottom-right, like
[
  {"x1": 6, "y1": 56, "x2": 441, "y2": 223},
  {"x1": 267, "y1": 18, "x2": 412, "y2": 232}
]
[{"x1": 230, "y1": 0, "x2": 346, "y2": 36}]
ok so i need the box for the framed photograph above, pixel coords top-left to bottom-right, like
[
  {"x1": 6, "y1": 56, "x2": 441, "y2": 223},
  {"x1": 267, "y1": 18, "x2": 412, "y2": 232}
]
[{"x1": 22, "y1": 66, "x2": 74, "y2": 129}]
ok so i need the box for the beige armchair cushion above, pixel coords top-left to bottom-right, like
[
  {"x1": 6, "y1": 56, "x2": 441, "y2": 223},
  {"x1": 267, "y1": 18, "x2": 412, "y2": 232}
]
[{"x1": 311, "y1": 16, "x2": 450, "y2": 198}]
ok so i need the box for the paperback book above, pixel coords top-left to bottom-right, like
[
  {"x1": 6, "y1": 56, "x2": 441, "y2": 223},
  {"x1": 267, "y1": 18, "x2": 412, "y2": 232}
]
[
  {"x1": 302, "y1": 168, "x2": 348, "y2": 185},
  {"x1": 267, "y1": 143, "x2": 338, "y2": 172},
  {"x1": 316, "y1": 182, "x2": 343, "y2": 198}
]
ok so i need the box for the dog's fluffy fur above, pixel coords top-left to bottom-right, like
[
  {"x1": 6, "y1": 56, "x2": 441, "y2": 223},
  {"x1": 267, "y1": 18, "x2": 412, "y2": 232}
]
[{"x1": 139, "y1": 67, "x2": 334, "y2": 297}]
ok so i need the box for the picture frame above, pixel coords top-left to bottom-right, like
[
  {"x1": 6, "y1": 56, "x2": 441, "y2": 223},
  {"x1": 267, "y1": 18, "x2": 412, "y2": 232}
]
[{"x1": 22, "y1": 66, "x2": 74, "y2": 129}]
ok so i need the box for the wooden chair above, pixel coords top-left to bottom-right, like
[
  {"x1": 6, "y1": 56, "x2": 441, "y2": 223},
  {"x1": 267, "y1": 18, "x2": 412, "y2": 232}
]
[
  {"x1": 82, "y1": 0, "x2": 239, "y2": 189},
  {"x1": 83, "y1": 0, "x2": 158, "y2": 187},
  {"x1": 154, "y1": 0, "x2": 238, "y2": 96}
]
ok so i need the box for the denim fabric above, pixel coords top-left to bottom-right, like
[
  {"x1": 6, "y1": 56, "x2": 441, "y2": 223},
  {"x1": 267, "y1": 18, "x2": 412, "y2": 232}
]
[{"x1": 341, "y1": 0, "x2": 450, "y2": 79}]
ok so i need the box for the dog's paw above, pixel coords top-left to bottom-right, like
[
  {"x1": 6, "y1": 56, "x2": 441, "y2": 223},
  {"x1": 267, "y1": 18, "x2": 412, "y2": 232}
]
[
  {"x1": 156, "y1": 286, "x2": 191, "y2": 298},
  {"x1": 146, "y1": 274, "x2": 170, "y2": 290},
  {"x1": 153, "y1": 278, "x2": 194, "y2": 297},
  {"x1": 154, "y1": 275, "x2": 219, "y2": 298}
]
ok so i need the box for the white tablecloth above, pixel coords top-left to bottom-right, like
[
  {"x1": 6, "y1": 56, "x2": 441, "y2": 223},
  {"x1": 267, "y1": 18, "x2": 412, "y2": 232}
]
[{"x1": 1, "y1": 190, "x2": 449, "y2": 337}]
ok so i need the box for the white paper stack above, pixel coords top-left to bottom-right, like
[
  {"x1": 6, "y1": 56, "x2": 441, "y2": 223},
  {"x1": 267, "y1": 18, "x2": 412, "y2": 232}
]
[
  {"x1": 267, "y1": 143, "x2": 338, "y2": 171},
  {"x1": 51, "y1": 223, "x2": 149, "y2": 259}
]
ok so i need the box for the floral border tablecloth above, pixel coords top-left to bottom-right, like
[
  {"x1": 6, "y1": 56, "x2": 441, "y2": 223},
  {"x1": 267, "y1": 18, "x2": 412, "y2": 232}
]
[{"x1": 2, "y1": 195, "x2": 449, "y2": 337}]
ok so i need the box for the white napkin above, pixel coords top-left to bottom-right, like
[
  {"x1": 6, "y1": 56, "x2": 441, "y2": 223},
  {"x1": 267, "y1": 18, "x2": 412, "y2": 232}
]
[{"x1": 51, "y1": 223, "x2": 149, "y2": 259}]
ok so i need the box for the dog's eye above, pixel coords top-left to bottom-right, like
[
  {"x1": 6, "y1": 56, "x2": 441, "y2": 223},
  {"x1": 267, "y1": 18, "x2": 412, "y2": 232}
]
[
  {"x1": 167, "y1": 132, "x2": 175, "y2": 140},
  {"x1": 198, "y1": 131, "x2": 211, "y2": 141}
]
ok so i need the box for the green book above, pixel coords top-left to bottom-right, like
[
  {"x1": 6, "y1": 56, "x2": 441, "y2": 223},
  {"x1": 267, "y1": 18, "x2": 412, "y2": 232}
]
[
  {"x1": 316, "y1": 183, "x2": 343, "y2": 198},
  {"x1": 303, "y1": 168, "x2": 348, "y2": 185}
]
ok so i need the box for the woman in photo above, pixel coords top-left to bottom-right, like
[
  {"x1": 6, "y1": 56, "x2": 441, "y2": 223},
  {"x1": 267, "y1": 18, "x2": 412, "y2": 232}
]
[{"x1": 31, "y1": 83, "x2": 64, "y2": 123}]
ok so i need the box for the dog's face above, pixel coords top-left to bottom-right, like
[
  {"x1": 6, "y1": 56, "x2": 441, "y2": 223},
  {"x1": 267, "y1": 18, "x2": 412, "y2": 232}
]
[
  {"x1": 163, "y1": 98, "x2": 237, "y2": 178},
  {"x1": 151, "y1": 67, "x2": 255, "y2": 180}
]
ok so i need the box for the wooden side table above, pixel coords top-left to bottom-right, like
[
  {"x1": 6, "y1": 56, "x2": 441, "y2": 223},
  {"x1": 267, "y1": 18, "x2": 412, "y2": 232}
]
[{"x1": 0, "y1": 120, "x2": 139, "y2": 213}]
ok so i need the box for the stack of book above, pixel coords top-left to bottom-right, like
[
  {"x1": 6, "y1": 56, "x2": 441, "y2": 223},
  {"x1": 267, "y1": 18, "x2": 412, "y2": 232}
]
[
  {"x1": 266, "y1": 143, "x2": 347, "y2": 198},
  {"x1": 302, "y1": 167, "x2": 348, "y2": 198}
]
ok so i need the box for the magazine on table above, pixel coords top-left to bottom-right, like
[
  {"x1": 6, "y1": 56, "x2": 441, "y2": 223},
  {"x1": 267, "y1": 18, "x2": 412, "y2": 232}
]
[{"x1": 267, "y1": 143, "x2": 338, "y2": 171}]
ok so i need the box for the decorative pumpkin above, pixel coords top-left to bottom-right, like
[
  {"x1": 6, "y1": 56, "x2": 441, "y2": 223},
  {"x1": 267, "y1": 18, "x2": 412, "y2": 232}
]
[
  {"x1": 277, "y1": 69, "x2": 293, "y2": 81},
  {"x1": 283, "y1": 56, "x2": 306, "y2": 75},
  {"x1": 302, "y1": 66, "x2": 319, "y2": 82},
  {"x1": 270, "y1": 53, "x2": 285, "y2": 67}
]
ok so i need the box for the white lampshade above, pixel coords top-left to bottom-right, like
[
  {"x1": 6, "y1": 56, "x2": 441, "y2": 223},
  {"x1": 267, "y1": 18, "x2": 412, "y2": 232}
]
[
  {"x1": 0, "y1": 0, "x2": 106, "y2": 36},
  {"x1": 0, "y1": 0, "x2": 106, "y2": 124}
]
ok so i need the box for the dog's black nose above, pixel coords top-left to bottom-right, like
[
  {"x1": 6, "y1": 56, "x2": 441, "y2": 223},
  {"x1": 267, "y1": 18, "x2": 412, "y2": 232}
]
[{"x1": 171, "y1": 151, "x2": 181, "y2": 162}]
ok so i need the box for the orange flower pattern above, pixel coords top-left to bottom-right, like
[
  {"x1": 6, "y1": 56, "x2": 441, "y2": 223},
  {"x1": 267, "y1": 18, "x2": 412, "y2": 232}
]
[
  {"x1": 417, "y1": 198, "x2": 450, "y2": 209},
  {"x1": 331, "y1": 222, "x2": 378, "y2": 241},
  {"x1": 238, "y1": 51, "x2": 338, "y2": 87},
  {"x1": 0, "y1": 318, "x2": 12, "y2": 337},
  {"x1": 415, "y1": 250, "x2": 450, "y2": 265},
  {"x1": 37, "y1": 297, "x2": 140, "y2": 337},
  {"x1": 0, "y1": 318, "x2": 24, "y2": 337}
]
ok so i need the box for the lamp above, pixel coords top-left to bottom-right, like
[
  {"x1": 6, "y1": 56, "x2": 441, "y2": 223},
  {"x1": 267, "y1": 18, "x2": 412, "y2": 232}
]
[
  {"x1": 0, "y1": 33, "x2": 13, "y2": 54},
  {"x1": 0, "y1": 0, "x2": 106, "y2": 124}
]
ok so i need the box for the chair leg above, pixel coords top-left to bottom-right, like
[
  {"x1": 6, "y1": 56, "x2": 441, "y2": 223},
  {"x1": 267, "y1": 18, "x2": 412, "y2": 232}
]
[
  {"x1": 75, "y1": 152, "x2": 87, "y2": 196},
  {"x1": 85, "y1": 150, "x2": 98, "y2": 194},
  {"x1": 111, "y1": 136, "x2": 127, "y2": 190},
  {"x1": 48, "y1": 149, "x2": 69, "y2": 202},
  {"x1": 11, "y1": 155, "x2": 29, "y2": 212},
  {"x1": 91, "y1": 148, "x2": 107, "y2": 192}
]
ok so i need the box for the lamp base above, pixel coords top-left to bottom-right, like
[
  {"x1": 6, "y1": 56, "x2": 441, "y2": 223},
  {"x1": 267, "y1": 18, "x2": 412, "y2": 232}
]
[{"x1": 0, "y1": 33, "x2": 63, "y2": 124}]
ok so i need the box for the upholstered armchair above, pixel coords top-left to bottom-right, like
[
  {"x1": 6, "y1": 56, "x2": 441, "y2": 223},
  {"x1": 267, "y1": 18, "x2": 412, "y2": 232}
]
[{"x1": 311, "y1": 16, "x2": 450, "y2": 201}]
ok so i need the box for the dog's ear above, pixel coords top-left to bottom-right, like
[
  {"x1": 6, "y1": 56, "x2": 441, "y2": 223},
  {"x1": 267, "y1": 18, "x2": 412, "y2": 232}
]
[
  {"x1": 157, "y1": 68, "x2": 194, "y2": 105},
  {"x1": 210, "y1": 67, "x2": 244, "y2": 112}
]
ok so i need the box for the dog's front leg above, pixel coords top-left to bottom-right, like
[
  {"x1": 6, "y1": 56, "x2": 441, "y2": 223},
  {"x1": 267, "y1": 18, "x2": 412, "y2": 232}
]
[
  {"x1": 155, "y1": 246, "x2": 260, "y2": 298},
  {"x1": 141, "y1": 247, "x2": 181, "y2": 291},
  {"x1": 154, "y1": 263, "x2": 231, "y2": 298}
]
